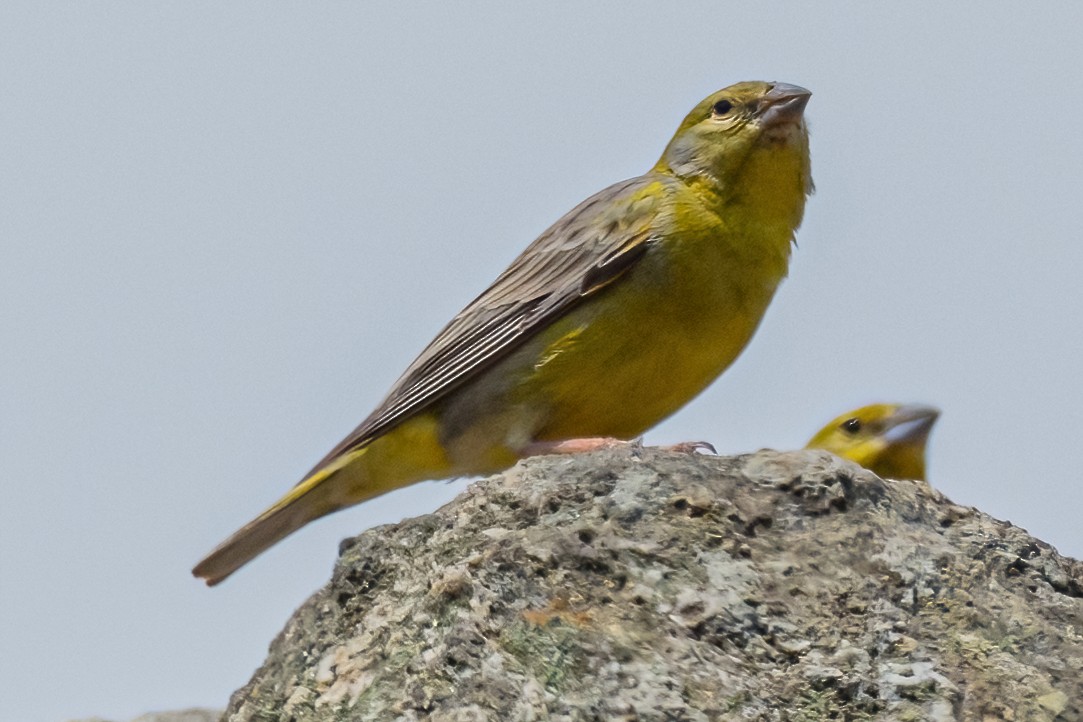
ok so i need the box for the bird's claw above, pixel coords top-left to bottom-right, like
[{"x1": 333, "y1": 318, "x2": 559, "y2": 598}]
[{"x1": 658, "y1": 440, "x2": 717, "y2": 455}]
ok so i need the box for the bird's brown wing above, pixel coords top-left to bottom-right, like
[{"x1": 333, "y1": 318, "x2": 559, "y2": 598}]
[{"x1": 304, "y1": 175, "x2": 667, "y2": 477}]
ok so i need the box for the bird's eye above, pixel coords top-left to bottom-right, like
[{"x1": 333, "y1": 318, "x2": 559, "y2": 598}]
[
  {"x1": 841, "y1": 418, "x2": 862, "y2": 434},
  {"x1": 712, "y1": 99, "x2": 734, "y2": 117}
]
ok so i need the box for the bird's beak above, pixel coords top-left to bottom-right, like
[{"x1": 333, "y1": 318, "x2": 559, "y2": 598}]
[
  {"x1": 882, "y1": 404, "x2": 940, "y2": 445},
  {"x1": 760, "y1": 83, "x2": 812, "y2": 125}
]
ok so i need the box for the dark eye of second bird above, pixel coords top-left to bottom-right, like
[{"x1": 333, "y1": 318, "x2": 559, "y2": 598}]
[
  {"x1": 842, "y1": 418, "x2": 862, "y2": 434},
  {"x1": 712, "y1": 99, "x2": 734, "y2": 116}
]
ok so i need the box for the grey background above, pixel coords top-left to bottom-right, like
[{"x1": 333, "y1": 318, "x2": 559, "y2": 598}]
[{"x1": 3, "y1": 3, "x2": 1081, "y2": 721}]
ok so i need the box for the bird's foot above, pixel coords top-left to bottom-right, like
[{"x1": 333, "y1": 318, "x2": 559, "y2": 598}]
[{"x1": 656, "y1": 440, "x2": 717, "y2": 455}]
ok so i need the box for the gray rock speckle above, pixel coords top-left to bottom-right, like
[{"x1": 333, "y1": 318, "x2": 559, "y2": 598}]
[{"x1": 219, "y1": 448, "x2": 1083, "y2": 721}]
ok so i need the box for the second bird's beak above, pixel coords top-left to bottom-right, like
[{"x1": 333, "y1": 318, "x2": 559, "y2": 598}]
[{"x1": 882, "y1": 404, "x2": 940, "y2": 445}]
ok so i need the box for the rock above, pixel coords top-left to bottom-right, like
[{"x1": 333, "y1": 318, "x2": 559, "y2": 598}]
[{"x1": 220, "y1": 448, "x2": 1083, "y2": 721}]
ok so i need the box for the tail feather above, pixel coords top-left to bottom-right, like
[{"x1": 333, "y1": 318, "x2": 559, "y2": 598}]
[
  {"x1": 193, "y1": 412, "x2": 457, "y2": 585},
  {"x1": 192, "y1": 450, "x2": 364, "y2": 586}
]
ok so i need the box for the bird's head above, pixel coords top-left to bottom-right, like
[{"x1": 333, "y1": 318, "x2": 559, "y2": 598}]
[
  {"x1": 657, "y1": 81, "x2": 813, "y2": 218},
  {"x1": 805, "y1": 403, "x2": 940, "y2": 481}
]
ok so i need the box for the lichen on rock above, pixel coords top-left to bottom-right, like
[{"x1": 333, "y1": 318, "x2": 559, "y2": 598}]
[{"x1": 223, "y1": 448, "x2": 1083, "y2": 721}]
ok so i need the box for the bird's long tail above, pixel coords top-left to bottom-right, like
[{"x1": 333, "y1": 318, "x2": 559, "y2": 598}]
[
  {"x1": 192, "y1": 448, "x2": 368, "y2": 586},
  {"x1": 192, "y1": 413, "x2": 455, "y2": 586}
]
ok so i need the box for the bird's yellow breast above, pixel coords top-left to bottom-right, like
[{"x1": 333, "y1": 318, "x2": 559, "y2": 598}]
[{"x1": 480, "y1": 178, "x2": 791, "y2": 445}]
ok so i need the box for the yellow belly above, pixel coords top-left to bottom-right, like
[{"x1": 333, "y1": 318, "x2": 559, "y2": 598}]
[{"x1": 528, "y1": 244, "x2": 781, "y2": 438}]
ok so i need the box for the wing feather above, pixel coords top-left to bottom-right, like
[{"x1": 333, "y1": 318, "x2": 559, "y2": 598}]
[{"x1": 304, "y1": 175, "x2": 667, "y2": 476}]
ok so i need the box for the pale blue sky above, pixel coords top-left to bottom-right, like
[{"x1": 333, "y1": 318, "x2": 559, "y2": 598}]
[{"x1": 3, "y1": 3, "x2": 1082, "y2": 721}]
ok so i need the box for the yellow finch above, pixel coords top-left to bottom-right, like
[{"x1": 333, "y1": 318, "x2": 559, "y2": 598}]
[
  {"x1": 805, "y1": 403, "x2": 939, "y2": 480},
  {"x1": 194, "y1": 81, "x2": 813, "y2": 585}
]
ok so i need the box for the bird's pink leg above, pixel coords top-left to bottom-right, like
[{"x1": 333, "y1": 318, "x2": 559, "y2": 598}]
[{"x1": 521, "y1": 437, "x2": 631, "y2": 456}]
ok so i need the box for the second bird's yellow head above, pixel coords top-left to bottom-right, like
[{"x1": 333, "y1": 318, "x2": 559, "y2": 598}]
[{"x1": 805, "y1": 403, "x2": 940, "y2": 481}]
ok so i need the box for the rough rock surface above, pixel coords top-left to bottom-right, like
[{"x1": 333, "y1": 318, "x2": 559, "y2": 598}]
[{"x1": 223, "y1": 448, "x2": 1083, "y2": 721}]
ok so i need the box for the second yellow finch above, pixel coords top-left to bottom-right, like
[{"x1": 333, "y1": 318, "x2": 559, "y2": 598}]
[{"x1": 806, "y1": 403, "x2": 940, "y2": 480}]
